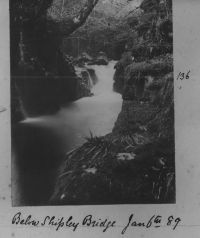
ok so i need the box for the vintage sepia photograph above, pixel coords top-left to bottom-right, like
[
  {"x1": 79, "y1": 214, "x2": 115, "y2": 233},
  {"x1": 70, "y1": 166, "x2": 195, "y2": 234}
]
[{"x1": 11, "y1": 0, "x2": 174, "y2": 206}]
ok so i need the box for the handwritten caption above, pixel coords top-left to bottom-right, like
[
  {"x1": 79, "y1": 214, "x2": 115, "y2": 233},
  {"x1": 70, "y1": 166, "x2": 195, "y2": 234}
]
[{"x1": 12, "y1": 212, "x2": 181, "y2": 234}]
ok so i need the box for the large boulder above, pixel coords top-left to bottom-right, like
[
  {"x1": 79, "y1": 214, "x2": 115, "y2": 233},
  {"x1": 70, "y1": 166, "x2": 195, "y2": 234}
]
[
  {"x1": 75, "y1": 52, "x2": 93, "y2": 66},
  {"x1": 88, "y1": 52, "x2": 109, "y2": 65},
  {"x1": 113, "y1": 51, "x2": 133, "y2": 93},
  {"x1": 74, "y1": 67, "x2": 96, "y2": 99}
]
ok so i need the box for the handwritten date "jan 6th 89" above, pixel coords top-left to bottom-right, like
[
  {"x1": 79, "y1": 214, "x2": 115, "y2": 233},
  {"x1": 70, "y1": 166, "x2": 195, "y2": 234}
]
[{"x1": 121, "y1": 214, "x2": 181, "y2": 234}]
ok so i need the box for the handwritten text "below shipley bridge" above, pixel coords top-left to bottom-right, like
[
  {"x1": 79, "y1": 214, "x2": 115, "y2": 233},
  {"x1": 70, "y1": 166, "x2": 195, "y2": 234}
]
[{"x1": 12, "y1": 212, "x2": 181, "y2": 234}]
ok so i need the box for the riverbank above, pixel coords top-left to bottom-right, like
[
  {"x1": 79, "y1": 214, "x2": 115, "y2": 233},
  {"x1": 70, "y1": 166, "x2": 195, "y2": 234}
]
[{"x1": 50, "y1": 117, "x2": 174, "y2": 205}]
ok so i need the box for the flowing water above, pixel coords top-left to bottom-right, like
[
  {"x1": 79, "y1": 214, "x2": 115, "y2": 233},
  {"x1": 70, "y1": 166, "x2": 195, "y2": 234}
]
[{"x1": 13, "y1": 61, "x2": 122, "y2": 205}]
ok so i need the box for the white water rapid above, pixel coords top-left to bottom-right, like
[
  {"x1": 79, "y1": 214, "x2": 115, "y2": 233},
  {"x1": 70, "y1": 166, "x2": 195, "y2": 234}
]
[{"x1": 21, "y1": 61, "x2": 122, "y2": 150}]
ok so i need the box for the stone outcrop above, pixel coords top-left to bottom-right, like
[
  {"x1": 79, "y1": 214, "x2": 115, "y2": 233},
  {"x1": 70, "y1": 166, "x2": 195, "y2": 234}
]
[
  {"x1": 87, "y1": 52, "x2": 109, "y2": 66},
  {"x1": 113, "y1": 51, "x2": 133, "y2": 93},
  {"x1": 75, "y1": 66, "x2": 98, "y2": 99}
]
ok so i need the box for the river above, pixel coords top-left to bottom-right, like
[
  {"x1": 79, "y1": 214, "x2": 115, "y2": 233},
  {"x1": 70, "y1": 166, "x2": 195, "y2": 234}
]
[{"x1": 12, "y1": 61, "x2": 122, "y2": 206}]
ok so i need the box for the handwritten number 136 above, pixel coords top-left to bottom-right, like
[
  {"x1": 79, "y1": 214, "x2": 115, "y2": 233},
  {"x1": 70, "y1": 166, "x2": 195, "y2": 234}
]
[{"x1": 177, "y1": 71, "x2": 190, "y2": 80}]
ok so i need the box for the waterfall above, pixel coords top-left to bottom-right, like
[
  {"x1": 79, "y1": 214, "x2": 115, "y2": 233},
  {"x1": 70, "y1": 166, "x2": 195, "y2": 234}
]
[
  {"x1": 86, "y1": 61, "x2": 117, "y2": 97},
  {"x1": 21, "y1": 61, "x2": 122, "y2": 140},
  {"x1": 14, "y1": 83, "x2": 28, "y2": 120},
  {"x1": 18, "y1": 96, "x2": 28, "y2": 119},
  {"x1": 87, "y1": 70, "x2": 94, "y2": 90},
  {"x1": 19, "y1": 31, "x2": 25, "y2": 64}
]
